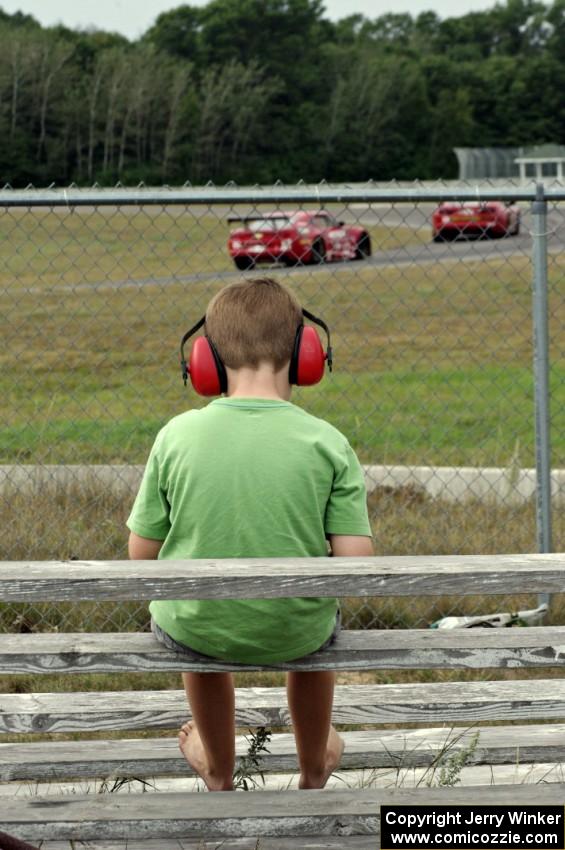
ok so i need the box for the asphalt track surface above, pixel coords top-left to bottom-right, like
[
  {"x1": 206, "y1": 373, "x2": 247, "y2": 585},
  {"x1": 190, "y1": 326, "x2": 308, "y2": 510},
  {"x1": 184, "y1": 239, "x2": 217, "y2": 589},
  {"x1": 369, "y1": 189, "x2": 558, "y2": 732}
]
[{"x1": 23, "y1": 203, "x2": 565, "y2": 295}]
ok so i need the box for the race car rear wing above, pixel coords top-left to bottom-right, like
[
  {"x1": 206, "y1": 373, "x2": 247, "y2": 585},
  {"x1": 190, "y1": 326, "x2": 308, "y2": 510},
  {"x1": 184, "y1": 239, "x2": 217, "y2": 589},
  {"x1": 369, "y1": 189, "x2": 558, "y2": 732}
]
[{"x1": 227, "y1": 214, "x2": 290, "y2": 223}]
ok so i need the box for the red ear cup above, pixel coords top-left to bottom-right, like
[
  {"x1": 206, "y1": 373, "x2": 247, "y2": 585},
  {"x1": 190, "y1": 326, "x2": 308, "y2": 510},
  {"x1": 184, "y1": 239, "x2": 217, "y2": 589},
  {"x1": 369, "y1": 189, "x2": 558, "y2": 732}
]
[
  {"x1": 295, "y1": 325, "x2": 326, "y2": 386},
  {"x1": 189, "y1": 336, "x2": 224, "y2": 396},
  {"x1": 183, "y1": 308, "x2": 330, "y2": 393}
]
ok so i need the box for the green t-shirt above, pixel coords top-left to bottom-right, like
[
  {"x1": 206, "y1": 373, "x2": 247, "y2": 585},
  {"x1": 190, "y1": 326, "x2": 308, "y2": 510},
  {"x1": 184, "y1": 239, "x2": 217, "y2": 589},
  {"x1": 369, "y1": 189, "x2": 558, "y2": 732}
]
[{"x1": 127, "y1": 397, "x2": 372, "y2": 664}]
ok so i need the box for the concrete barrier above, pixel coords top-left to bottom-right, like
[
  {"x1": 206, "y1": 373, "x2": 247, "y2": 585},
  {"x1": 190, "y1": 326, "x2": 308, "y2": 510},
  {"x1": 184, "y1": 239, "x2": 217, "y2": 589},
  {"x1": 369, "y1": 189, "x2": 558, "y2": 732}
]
[
  {"x1": 1, "y1": 463, "x2": 564, "y2": 505},
  {"x1": 362, "y1": 464, "x2": 565, "y2": 505}
]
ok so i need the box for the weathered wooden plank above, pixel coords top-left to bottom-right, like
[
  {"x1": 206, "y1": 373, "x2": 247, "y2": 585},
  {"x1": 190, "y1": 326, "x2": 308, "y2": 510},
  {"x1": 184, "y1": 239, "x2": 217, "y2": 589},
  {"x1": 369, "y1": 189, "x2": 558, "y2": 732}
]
[
  {"x1": 3, "y1": 627, "x2": 565, "y2": 674},
  {"x1": 2, "y1": 554, "x2": 565, "y2": 601},
  {"x1": 3, "y1": 680, "x2": 565, "y2": 735},
  {"x1": 1, "y1": 788, "x2": 380, "y2": 840},
  {"x1": 3, "y1": 785, "x2": 565, "y2": 842},
  {"x1": 3, "y1": 724, "x2": 565, "y2": 782},
  {"x1": 5, "y1": 762, "x2": 565, "y2": 799}
]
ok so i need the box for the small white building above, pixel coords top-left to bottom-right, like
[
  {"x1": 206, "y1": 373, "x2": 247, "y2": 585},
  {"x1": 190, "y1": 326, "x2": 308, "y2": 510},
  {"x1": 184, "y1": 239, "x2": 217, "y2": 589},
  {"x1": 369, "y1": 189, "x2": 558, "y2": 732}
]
[{"x1": 514, "y1": 144, "x2": 565, "y2": 181}]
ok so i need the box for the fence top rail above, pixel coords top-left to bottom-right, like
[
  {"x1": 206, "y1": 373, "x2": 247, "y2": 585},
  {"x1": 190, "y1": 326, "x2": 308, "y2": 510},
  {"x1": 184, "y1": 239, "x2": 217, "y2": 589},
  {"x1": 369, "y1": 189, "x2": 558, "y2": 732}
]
[
  {"x1": 2, "y1": 553, "x2": 565, "y2": 601},
  {"x1": 0, "y1": 184, "x2": 562, "y2": 207}
]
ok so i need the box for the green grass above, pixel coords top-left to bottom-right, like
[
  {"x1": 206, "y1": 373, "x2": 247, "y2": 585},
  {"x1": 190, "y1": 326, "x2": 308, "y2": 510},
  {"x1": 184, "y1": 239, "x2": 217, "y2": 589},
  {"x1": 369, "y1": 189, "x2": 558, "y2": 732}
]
[
  {"x1": 2, "y1": 233, "x2": 563, "y2": 465},
  {"x1": 307, "y1": 365, "x2": 540, "y2": 467},
  {"x1": 0, "y1": 364, "x2": 543, "y2": 466},
  {"x1": 0, "y1": 206, "x2": 434, "y2": 463}
]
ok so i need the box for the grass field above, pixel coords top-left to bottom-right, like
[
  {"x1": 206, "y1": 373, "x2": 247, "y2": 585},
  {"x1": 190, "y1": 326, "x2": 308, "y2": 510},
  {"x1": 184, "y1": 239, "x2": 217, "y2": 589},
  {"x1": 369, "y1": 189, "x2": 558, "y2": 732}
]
[
  {"x1": 2, "y1": 203, "x2": 565, "y2": 675},
  {"x1": 3, "y1": 206, "x2": 565, "y2": 564},
  {"x1": 2, "y1": 205, "x2": 565, "y2": 470}
]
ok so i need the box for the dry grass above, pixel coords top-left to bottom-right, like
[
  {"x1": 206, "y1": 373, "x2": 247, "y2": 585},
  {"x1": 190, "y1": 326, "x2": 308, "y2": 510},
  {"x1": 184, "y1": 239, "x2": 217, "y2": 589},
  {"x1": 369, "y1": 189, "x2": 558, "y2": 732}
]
[
  {"x1": 1, "y1": 471, "x2": 562, "y2": 787},
  {"x1": 2, "y1": 480, "x2": 565, "y2": 707}
]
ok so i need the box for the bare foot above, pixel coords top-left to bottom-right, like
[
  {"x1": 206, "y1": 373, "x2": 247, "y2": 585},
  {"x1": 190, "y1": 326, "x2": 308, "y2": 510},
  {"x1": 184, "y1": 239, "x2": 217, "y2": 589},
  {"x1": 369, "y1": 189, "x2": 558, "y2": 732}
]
[
  {"x1": 299, "y1": 726, "x2": 345, "y2": 789},
  {"x1": 178, "y1": 722, "x2": 234, "y2": 791}
]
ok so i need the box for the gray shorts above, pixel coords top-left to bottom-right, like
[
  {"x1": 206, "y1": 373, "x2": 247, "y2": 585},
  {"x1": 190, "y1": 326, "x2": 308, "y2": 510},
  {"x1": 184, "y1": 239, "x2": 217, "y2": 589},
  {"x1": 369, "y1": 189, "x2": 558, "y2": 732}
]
[
  {"x1": 150, "y1": 609, "x2": 341, "y2": 662},
  {"x1": 151, "y1": 618, "x2": 220, "y2": 662}
]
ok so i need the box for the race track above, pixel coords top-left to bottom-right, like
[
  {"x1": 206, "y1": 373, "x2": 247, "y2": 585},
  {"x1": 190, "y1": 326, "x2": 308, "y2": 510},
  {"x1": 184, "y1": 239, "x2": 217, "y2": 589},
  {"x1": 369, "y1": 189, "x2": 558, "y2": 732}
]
[{"x1": 22, "y1": 201, "x2": 565, "y2": 295}]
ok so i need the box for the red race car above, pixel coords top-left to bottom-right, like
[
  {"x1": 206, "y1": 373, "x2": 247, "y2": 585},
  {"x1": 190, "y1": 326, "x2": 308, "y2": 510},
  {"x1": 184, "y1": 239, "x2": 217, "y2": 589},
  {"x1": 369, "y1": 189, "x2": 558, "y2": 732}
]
[
  {"x1": 227, "y1": 210, "x2": 371, "y2": 270},
  {"x1": 431, "y1": 200, "x2": 521, "y2": 242}
]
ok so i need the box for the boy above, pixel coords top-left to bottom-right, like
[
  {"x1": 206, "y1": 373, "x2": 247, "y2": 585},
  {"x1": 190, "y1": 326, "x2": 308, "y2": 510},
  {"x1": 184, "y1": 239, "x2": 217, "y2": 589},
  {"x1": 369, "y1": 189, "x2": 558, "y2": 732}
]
[{"x1": 127, "y1": 277, "x2": 373, "y2": 792}]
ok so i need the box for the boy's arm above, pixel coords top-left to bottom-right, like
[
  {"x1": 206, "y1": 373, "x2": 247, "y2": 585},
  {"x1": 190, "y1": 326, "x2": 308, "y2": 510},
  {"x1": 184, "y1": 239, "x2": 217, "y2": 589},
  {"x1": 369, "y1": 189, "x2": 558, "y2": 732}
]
[
  {"x1": 328, "y1": 535, "x2": 374, "y2": 557},
  {"x1": 128, "y1": 532, "x2": 163, "y2": 560}
]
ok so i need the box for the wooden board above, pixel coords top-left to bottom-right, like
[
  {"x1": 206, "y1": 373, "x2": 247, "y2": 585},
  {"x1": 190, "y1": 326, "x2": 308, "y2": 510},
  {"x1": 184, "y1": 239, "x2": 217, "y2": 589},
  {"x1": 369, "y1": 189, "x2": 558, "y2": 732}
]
[
  {"x1": 2, "y1": 627, "x2": 565, "y2": 674},
  {"x1": 3, "y1": 784, "x2": 565, "y2": 842},
  {"x1": 2, "y1": 554, "x2": 565, "y2": 601},
  {"x1": 3, "y1": 680, "x2": 565, "y2": 735},
  {"x1": 3, "y1": 724, "x2": 565, "y2": 782}
]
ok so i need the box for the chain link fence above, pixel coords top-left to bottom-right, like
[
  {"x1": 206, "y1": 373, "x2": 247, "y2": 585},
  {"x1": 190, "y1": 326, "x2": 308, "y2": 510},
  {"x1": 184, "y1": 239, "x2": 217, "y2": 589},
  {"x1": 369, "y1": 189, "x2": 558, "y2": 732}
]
[{"x1": 1, "y1": 181, "x2": 564, "y2": 634}]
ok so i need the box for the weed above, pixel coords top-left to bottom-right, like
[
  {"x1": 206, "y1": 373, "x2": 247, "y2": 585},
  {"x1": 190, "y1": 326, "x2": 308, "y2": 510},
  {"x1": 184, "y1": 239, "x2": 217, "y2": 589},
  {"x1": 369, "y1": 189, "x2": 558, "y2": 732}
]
[
  {"x1": 422, "y1": 729, "x2": 481, "y2": 788},
  {"x1": 98, "y1": 775, "x2": 157, "y2": 794},
  {"x1": 232, "y1": 726, "x2": 272, "y2": 791}
]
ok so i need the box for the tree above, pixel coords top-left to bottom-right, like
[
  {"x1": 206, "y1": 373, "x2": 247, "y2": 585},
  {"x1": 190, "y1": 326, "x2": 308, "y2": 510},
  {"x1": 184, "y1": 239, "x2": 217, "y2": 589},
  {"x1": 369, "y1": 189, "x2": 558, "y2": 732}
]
[
  {"x1": 319, "y1": 47, "x2": 431, "y2": 181},
  {"x1": 30, "y1": 33, "x2": 75, "y2": 165},
  {"x1": 144, "y1": 5, "x2": 204, "y2": 63},
  {"x1": 1, "y1": 0, "x2": 565, "y2": 185},
  {"x1": 191, "y1": 59, "x2": 280, "y2": 182}
]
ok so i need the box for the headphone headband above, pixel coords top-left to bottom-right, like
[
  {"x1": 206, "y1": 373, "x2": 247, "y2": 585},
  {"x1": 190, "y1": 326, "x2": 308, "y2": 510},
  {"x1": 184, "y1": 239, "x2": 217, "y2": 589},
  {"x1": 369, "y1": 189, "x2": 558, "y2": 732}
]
[
  {"x1": 180, "y1": 316, "x2": 205, "y2": 386},
  {"x1": 301, "y1": 308, "x2": 333, "y2": 372},
  {"x1": 180, "y1": 307, "x2": 332, "y2": 392}
]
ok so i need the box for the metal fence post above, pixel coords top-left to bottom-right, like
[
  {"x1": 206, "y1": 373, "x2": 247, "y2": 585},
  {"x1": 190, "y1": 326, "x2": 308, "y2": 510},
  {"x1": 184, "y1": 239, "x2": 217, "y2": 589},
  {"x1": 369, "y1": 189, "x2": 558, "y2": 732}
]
[{"x1": 531, "y1": 182, "x2": 553, "y2": 606}]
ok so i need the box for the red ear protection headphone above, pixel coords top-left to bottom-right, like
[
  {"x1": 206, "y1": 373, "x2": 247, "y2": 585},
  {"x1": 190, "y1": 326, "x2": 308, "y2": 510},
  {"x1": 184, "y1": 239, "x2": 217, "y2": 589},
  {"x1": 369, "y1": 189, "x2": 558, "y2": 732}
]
[{"x1": 180, "y1": 308, "x2": 333, "y2": 396}]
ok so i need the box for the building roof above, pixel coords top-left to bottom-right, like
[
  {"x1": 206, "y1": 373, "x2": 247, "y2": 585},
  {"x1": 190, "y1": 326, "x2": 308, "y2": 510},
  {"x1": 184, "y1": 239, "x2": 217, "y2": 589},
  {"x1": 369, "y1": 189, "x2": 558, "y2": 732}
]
[{"x1": 515, "y1": 144, "x2": 565, "y2": 161}]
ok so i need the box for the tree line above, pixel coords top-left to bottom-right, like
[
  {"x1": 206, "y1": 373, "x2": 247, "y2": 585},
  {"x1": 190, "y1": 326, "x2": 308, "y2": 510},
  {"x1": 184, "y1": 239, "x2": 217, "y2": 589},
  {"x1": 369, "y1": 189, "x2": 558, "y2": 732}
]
[{"x1": 0, "y1": 0, "x2": 564, "y2": 186}]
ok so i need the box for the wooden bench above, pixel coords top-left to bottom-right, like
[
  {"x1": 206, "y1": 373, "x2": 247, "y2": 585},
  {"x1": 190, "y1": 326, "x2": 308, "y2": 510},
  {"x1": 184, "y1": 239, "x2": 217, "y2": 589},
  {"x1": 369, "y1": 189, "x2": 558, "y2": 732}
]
[{"x1": 1, "y1": 553, "x2": 565, "y2": 848}]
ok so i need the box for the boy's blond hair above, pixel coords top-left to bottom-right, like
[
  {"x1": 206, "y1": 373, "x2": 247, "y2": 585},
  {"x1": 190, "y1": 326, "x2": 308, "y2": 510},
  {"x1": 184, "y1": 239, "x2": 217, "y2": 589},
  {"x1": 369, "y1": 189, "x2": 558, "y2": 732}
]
[{"x1": 205, "y1": 277, "x2": 302, "y2": 371}]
